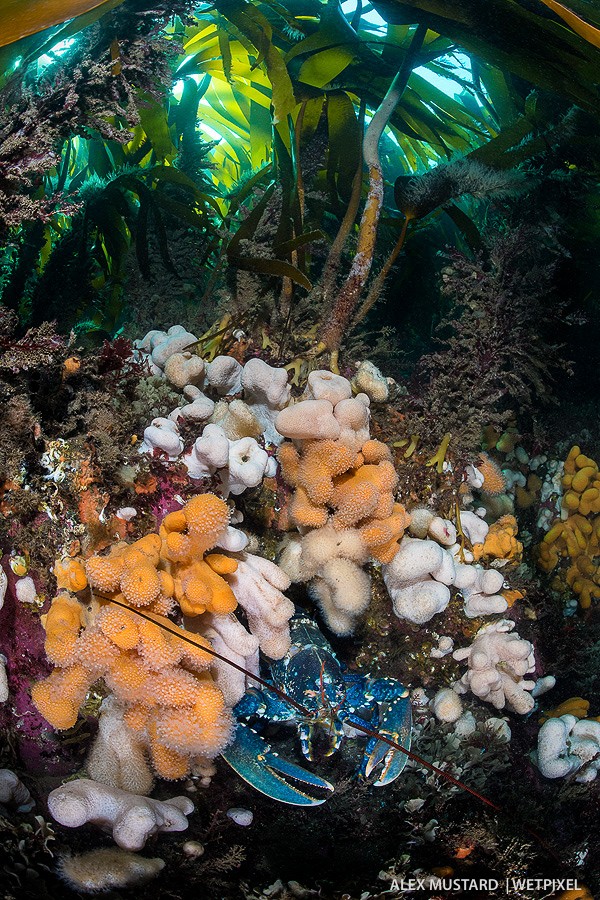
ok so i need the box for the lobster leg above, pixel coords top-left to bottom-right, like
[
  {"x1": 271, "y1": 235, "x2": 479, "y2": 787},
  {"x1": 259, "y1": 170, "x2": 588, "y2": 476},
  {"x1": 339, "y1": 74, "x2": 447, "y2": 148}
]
[
  {"x1": 233, "y1": 686, "x2": 296, "y2": 722},
  {"x1": 299, "y1": 717, "x2": 345, "y2": 761}
]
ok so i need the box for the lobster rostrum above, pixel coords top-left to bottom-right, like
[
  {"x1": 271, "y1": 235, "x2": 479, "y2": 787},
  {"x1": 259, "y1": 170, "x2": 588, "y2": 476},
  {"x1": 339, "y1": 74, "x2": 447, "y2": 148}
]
[{"x1": 220, "y1": 614, "x2": 412, "y2": 805}]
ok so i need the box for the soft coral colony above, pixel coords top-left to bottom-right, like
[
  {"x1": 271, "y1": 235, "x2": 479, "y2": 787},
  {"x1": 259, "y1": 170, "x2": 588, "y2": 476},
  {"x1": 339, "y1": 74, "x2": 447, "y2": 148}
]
[
  {"x1": 33, "y1": 489, "x2": 295, "y2": 785},
  {"x1": 0, "y1": 317, "x2": 598, "y2": 893},
  {"x1": 22, "y1": 328, "x2": 548, "y2": 801}
]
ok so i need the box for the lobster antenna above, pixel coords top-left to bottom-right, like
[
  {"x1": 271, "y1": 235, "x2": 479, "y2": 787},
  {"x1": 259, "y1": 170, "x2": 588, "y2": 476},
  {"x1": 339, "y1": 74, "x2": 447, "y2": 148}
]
[
  {"x1": 97, "y1": 594, "x2": 563, "y2": 866},
  {"x1": 344, "y1": 715, "x2": 501, "y2": 812},
  {"x1": 343, "y1": 716, "x2": 563, "y2": 866}
]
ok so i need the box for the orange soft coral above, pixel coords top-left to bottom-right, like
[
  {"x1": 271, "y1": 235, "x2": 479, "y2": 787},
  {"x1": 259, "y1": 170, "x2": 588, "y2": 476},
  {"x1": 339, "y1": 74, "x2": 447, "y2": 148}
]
[
  {"x1": 34, "y1": 494, "x2": 240, "y2": 779},
  {"x1": 277, "y1": 434, "x2": 411, "y2": 632},
  {"x1": 33, "y1": 595, "x2": 232, "y2": 779},
  {"x1": 360, "y1": 503, "x2": 412, "y2": 563},
  {"x1": 85, "y1": 549, "x2": 125, "y2": 593},
  {"x1": 32, "y1": 663, "x2": 96, "y2": 730},
  {"x1": 279, "y1": 436, "x2": 404, "y2": 538},
  {"x1": 296, "y1": 440, "x2": 358, "y2": 505},
  {"x1": 85, "y1": 494, "x2": 237, "y2": 618},
  {"x1": 161, "y1": 494, "x2": 230, "y2": 560},
  {"x1": 42, "y1": 592, "x2": 85, "y2": 666},
  {"x1": 332, "y1": 461, "x2": 397, "y2": 528},
  {"x1": 288, "y1": 485, "x2": 329, "y2": 529}
]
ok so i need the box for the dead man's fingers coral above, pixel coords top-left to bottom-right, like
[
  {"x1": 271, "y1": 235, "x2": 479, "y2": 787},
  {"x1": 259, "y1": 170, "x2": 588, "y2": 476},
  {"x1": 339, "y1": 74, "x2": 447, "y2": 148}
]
[
  {"x1": 59, "y1": 848, "x2": 165, "y2": 892},
  {"x1": 86, "y1": 699, "x2": 154, "y2": 796},
  {"x1": 223, "y1": 553, "x2": 294, "y2": 659},
  {"x1": 0, "y1": 769, "x2": 35, "y2": 811},
  {"x1": 47, "y1": 779, "x2": 195, "y2": 850}
]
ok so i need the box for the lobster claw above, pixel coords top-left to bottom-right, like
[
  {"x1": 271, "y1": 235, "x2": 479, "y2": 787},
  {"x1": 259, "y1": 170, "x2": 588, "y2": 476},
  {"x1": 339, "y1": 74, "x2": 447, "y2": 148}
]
[
  {"x1": 221, "y1": 723, "x2": 334, "y2": 806},
  {"x1": 364, "y1": 695, "x2": 412, "y2": 787}
]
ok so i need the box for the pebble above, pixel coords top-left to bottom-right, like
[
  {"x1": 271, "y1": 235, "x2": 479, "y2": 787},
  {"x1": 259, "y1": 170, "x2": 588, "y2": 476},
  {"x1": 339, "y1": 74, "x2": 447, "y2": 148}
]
[
  {"x1": 182, "y1": 841, "x2": 205, "y2": 858},
  {"x1": 227, "y1": 807, "x2": 253, "y2": 826}
]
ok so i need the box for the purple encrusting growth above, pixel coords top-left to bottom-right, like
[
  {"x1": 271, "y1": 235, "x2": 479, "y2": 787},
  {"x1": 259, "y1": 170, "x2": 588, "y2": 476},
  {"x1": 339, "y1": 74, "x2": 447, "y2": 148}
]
[{"x1": 0, "y1": 557, "x2": 78, "y2": 775}]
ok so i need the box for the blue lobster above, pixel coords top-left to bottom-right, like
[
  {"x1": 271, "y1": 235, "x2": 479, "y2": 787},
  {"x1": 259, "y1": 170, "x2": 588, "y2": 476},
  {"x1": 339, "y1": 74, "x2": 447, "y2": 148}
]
[{"x1": 221, "y1": 614, "x2": 412, "y2": 805}]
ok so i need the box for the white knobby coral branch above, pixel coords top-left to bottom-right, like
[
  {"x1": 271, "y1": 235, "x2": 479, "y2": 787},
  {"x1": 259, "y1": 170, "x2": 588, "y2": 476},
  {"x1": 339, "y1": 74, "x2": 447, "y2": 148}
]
[{"x1": 48, "y1": 779, "x2": 194, "y2": 850}]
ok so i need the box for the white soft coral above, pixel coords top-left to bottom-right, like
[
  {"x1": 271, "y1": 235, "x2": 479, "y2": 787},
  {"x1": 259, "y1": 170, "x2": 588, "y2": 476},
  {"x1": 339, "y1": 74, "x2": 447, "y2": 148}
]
[{"x1": 453, "y1": 620, "x2": 536, "y2": 714}]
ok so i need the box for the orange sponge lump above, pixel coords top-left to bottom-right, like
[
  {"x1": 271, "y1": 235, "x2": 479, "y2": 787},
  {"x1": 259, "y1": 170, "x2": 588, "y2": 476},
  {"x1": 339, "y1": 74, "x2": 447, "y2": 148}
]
[
  {"x1": 54, "y1": 557, "x2": 88, "y2": 592},
  {"x1": 539, "y1": 697, "x2": 590, "y2": 723},
  {"x1": 472, "y1": 515, "x2": 523, "y2": 565}
]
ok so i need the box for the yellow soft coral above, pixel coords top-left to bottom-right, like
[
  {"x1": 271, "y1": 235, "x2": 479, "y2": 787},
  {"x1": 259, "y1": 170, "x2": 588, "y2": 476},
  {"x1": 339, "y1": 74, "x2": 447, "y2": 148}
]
[
  {"x1": 561, "y1": 445, "x2": 600, "y2": 515},
  {"x1": 539, "y1": 697, "x2": 590, "y2": 724},
  {"x1": 538, "y1": 447, "x2": 600, "y2": 609}
]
